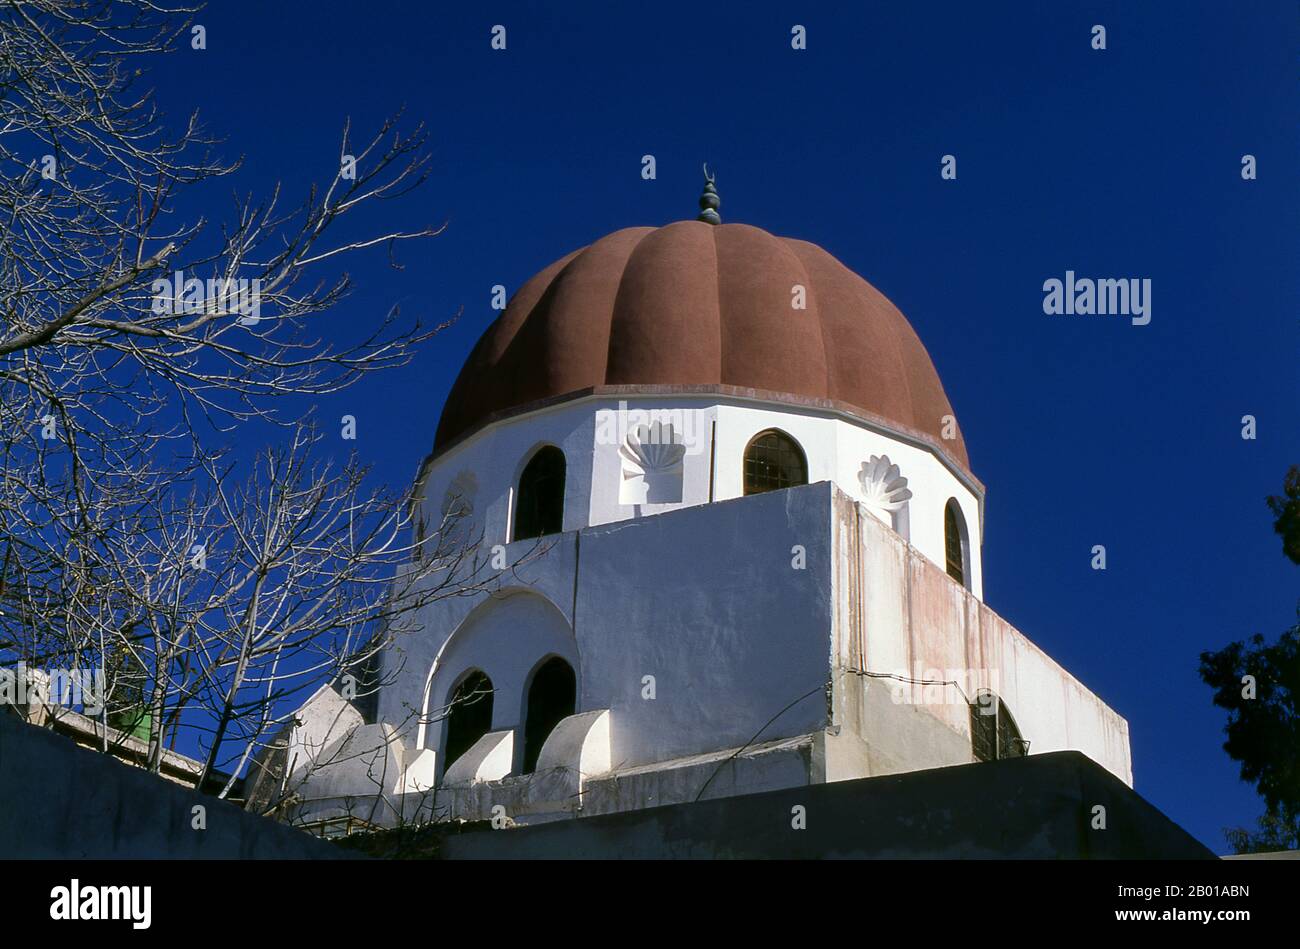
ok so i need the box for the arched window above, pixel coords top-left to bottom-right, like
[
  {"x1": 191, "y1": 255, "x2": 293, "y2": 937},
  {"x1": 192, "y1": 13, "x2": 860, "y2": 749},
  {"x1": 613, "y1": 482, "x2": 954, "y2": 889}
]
[
  {"x1": 970, "y1": 691, "x2": 1028, "y2": 763},
  {"x1": 944, "y1": 499, "x2": 969, "y2": 588},
  {"x1": 522, "y1": 657, "x2": 576, "y2": 773},
  {"x1": 513, "y1": 446, "x2": 566, "y2": 540},
  {"x1": 742, "y1": 430, "x2": 808, "y2": 496},
  {"x1": 443, "y1": 670, "x2": 494, "y2": 772}
]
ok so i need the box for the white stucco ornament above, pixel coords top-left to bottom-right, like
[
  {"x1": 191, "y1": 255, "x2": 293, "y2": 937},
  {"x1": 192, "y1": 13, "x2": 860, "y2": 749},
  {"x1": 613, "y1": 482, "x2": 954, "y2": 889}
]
[
  {"x1": 619, "y1": 422, "x2": 685, "y2": 479},
  {"x1": 442, "y1": 469, "x2": 478, "y2": 518},
  {"x1": 858, "y1": 455, "x2": 912, "y2": 516},
  {"x1": 619, "y1": 422, "x2": 687, "y2": 504}
]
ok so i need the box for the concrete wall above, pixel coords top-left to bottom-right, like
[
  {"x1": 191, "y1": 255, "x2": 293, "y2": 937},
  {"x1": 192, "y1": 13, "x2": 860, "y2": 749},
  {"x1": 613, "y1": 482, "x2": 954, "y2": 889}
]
[
  {"x1": 437, "y1": 751, "x2": 1211, "y2": 860},
  {"x1": 0, "y1": 711, "x2": 344, "y2": 859}
]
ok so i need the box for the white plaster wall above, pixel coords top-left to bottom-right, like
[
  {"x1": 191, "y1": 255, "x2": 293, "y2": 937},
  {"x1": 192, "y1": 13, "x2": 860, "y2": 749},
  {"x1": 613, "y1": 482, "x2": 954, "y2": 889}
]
[
  {"x1": 841, "y1": 506, "x2": 1132, "y2": 785},
  {"x1": 414, "y1": 394, "x2": 983, "y2": 603},
  {"x1": 298, "y1": 479, "x2": 1131, "y2": 822},
  {"x1": 413, "y1": 408, "x2": 597, "y2": 552},
  {"x1": 378, "y1": 533, "x2": 580, "y2": 747},
  {"x1": 574, "y1": 482, "x2": 836, "y2": 768},
  {"x1": 284, "y1": 684, "x2": 365, "y2": 783},
  {"x1": 589, "y1": 399, "x2": 716, "y2": 520},
  {"x1": 832, "y1": 419, "x2": 982, "y2": 599},
  {"x1": 709, "y1": 401, "x2": 983, "y2": 599},
  {"x1": 384, "y1": 481, "x2": 839, "y2": 782},
  {"x1": 422, "y1": 590, "x2": 579, "y2": 777}
]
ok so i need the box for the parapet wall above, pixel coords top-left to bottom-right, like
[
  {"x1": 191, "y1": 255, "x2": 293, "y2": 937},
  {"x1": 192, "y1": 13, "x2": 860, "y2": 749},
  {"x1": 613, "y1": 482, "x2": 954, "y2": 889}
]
[
  {"x1": 830, "y1": 488, "x2": 1133, "y2": 785},
  {"x1": 0, "y1": 710, "x2": 344, "y2": 859},
  {"x1": 437, "y1": 752, "x2": 1206, "y2": 860}
]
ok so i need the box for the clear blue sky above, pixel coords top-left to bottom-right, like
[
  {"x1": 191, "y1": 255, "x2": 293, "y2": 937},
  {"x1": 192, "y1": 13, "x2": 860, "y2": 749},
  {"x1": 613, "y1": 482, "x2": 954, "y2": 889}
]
[{"x1": 147, "y1": 0, "x2": 1298, "y2": 850}]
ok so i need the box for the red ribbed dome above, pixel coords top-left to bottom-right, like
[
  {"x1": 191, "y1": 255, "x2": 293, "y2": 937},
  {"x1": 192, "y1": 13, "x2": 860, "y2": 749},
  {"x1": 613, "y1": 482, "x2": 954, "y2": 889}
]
[{"x1": 435, "y1": 221, "x2": 968, "y2": 468}]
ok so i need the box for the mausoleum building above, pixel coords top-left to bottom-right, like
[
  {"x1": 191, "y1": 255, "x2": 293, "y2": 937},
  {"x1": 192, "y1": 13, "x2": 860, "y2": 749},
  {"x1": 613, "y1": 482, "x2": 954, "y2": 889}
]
[{"x1": 270, "y1": 184, "x2": 1132, "y2": 831}]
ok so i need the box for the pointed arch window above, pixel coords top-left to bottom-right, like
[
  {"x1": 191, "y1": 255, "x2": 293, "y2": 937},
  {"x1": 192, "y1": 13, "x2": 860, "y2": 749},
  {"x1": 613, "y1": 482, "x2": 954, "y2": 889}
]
[
  {"x1": 443, "y1": 670, "x2": 494, "y2": 772},
  {"x1": 514, "y1": 446, "x2": 566, "y2": 540},
  {"x1": 944, "y1": 499, "x2": 970, "y2": 589},
  {"x1": 970, "y1": 691, "x2": 1028, "y2": 762},
  {"x1": 743, "y1": 430, "x2": 808, "y2": 496},
  {"x1": 522, "y1": 657, "x2": 576, "y2": 773}
]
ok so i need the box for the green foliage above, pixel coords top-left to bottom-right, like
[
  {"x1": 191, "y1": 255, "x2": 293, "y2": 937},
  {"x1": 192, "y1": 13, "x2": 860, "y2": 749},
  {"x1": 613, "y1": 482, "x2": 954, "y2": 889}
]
[
  {"x1": 1267, "y1": 465, "x2": 1300, "y2": 566},
  {"x1": 1223, "y1": 809, "x2": 1299, "y2": 855},
  {"x1": 1199, "y1": 466, "x2": 1300, "y2": 854},
  {"x1": 1199, "y1": 618, "x2": 1300, "y2": 853}
]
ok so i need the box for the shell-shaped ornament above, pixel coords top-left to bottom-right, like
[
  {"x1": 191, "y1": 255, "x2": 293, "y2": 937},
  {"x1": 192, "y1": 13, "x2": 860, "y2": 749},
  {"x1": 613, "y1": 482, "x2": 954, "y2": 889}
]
[
  {"x1": 620, "y1": 422, "x2": 686, "y2": 479},
  {"x1": 858, "y1": 454, "x2": 912, "y2": 514}
]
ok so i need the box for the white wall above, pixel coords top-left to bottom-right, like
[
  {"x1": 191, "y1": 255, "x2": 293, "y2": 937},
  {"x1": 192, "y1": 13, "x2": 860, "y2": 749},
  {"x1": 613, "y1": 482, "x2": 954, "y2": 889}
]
[
  {"x1": 423, "y1": 591, "x2": 579, "y2": 776},
  {"x1": 415, "y1": 394, "x2": 983, "y2": 602},
  {"x1": 302, "y1": 480, "x2": 1131, "y2": 822},
  {"x1": 574, "y1": 482, "x2": 836, "y2": 767},
  {"x1": 836, "y1": 502, "x2": 1133, "y2": 785},
  {"x1": 387, "y1": 482, "x2": 838, "y2": 777}
]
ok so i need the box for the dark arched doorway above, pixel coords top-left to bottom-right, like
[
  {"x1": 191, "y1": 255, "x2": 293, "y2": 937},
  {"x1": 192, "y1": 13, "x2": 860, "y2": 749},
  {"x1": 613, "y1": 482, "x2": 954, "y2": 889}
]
[
  {"x1": 522, "y1": 657, "x2": 577, "y2": 773},
  {"x1": 443, "y1": 670, "x2": 494, "y2": 774}
]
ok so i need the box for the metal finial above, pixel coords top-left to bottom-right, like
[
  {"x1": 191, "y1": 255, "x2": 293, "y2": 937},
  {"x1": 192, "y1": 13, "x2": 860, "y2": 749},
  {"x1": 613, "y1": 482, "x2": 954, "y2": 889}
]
[{"x1": 697, "y1": 163, "x2": 721, "y2": 225}]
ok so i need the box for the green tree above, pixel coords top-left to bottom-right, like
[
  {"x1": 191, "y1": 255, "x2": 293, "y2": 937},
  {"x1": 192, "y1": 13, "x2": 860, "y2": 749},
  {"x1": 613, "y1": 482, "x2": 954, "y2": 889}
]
[
  {"x1": 1267, "y1": 465, "x2": 1300, "y2": 567},
  {"x1": 1198, "y1": 465, "x2": 1300, "y2": 853},
  {"x1": 1199, "y1": 624, "x2": 1300, "y2": 852}
]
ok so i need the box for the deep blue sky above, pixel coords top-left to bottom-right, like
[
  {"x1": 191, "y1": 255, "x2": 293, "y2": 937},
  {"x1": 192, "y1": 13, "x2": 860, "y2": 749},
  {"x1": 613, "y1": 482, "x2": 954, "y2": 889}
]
[{"x1": 147, "y1": 1, "x2": 1298, "y2": 850}]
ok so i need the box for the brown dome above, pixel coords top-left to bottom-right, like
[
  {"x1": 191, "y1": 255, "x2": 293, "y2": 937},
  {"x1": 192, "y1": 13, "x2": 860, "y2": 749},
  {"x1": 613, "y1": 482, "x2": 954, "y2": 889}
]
[{"x1": 435, "y1": 221, "x2": 969, "y2": 469}]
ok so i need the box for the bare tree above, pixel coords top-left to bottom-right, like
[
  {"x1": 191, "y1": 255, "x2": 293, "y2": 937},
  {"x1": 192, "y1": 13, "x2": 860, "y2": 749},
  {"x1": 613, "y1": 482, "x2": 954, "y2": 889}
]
[{"x1": 0, "y1": 0, "x2": 485, "y2": 795}]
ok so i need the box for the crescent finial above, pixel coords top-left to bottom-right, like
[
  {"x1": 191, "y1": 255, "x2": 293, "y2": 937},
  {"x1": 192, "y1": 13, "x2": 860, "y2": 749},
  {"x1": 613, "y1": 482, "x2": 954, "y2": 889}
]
[{"x1": 697, "y1": 164, "x2": 721, "y2": 224}]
